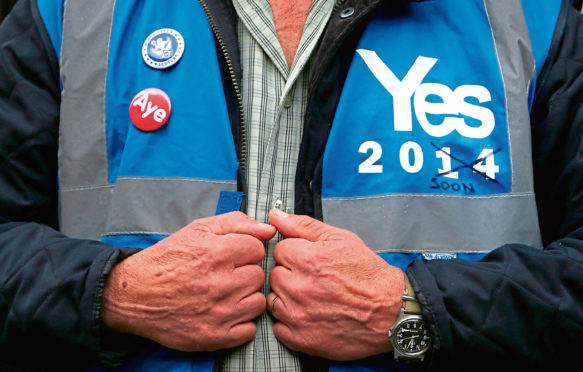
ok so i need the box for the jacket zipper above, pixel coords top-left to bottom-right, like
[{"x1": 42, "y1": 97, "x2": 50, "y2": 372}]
[{"x1": 198, "y1": 0, "x2": 247, "y2": 177}]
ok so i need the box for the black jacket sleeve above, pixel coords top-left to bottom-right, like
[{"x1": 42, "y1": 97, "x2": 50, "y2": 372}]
[
  {"x1": 0, "y1": 1, "x2": 141, "y2": 370},
  {"x1": 407, "y1": 4, "x2": 583, "y2": 371}
]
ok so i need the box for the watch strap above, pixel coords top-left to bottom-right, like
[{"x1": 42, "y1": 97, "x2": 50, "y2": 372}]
[{"x1": 403, "y1": 275, "x2": 422, "y2": 314}]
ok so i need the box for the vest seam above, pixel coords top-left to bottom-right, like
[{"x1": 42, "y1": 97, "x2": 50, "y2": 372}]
[
  {"x1": 59, "y1": 185, "x2": 113, "y2": 191},
  {"x1": 375, "y1": 249, "x2": 494, "y2": 254},
  {"x1": 483, "y1": 0, "x2": 515, "y2": 193},
  {"x1": 58, "y1": 0, "x2": 68, "y2": 188},
  {"x1": 115, "y1": 176, "x2": 237, "y2": 183},
  {"x1": 322, "y1": 192, "x2": 535, "y2": 201},
  {"x1": 59, "y1": 177, "x2": 238, "y2": 191},
  {"x1": 102, "y1": 0, "x2": 117, "y2": 185}
]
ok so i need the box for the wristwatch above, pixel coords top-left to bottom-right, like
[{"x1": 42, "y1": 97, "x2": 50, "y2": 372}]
[{"x1": 388, "y1": 275, "x2": 431, "y2": 362}]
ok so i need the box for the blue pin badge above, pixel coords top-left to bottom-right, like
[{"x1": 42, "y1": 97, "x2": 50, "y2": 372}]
[{"x1": 142, "y1": 28, "x2": 185, "y2": 69}]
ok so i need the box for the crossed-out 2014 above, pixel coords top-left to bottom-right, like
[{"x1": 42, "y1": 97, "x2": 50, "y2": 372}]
[{"x1": 358, "y1": 140, "x2": 500, "y2": 183}]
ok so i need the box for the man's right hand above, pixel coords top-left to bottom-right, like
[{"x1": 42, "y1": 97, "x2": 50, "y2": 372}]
[{"x1": 100, "y1": 211, "x2": 276, "y2": 352}]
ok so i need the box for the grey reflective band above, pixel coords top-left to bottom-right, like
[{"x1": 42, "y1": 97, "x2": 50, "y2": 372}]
[
  {"x1": 322, "y1": 193, "x2": 542, "y2": 254},
  {"x1": 484, "y1": 0, "x2": 536, "y2": 193},
  {"x1": 60, "y1": 177, "x2": 237, "y2": 240},
  {"x1": 59, "y1": 0, "x2": 116, "y2": 188}
]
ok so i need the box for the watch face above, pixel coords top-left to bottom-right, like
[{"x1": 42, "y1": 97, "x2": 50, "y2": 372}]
[{"x1": 394, "y1": 319, "x2": 431, "y2": 354}]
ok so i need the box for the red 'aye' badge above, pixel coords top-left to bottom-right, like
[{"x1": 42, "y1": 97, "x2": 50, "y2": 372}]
[{"x1": 129, "y1": 88, "x2": 172, "y2": 132}]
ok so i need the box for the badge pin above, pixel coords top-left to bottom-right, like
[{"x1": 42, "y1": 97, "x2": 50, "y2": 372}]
[
  {"x1": 129, "y1": 88, "x2": 172, "y2": 132},
  {"x1": 142, "y1": 28, "x2": 185, "y2": 69}
]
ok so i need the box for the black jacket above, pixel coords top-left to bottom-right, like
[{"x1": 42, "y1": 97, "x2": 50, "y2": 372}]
[{"x1": 0, "y1": 0, "x2": 582, "y2": 371}]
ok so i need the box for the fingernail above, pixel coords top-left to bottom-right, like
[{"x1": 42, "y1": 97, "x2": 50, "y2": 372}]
[{"x1": 271, "y1": 208, "x2": 288, "y2": 217}]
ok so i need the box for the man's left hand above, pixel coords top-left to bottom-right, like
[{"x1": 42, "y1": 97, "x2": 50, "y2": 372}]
[{"x1": 267, "y1": 209, "x2": 405, "y2": 360}]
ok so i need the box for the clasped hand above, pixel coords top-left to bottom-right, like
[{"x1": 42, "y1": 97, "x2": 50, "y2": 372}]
[
  {"x1": 267, "y1": 209, "x2": 404, "y2": 360},
  {"x1": 101, "y1": 210, "x2": 405, "y2": 360}
]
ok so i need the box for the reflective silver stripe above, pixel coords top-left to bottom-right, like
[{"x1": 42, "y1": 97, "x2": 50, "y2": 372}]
[
  {"x1": 60, "y1": 177, "x2": 237, "y2": 240},
  {"x1": 484, "y1": 0, "x2": 536, "y2": 193},
  {"x1": 59, "y1": 0, "x2": 115, "y2": 187},
  {"x1": 322, "y1": 193, "x2": 542, "y2": 254},
  {"x1": 59, "y1": 185, "x2": 113, "y2": 240}
]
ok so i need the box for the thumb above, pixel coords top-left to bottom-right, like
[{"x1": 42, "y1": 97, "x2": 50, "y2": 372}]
[
  {"x1": 190, "y1": 211, "x2": 276, "y2": 241},
  {"x1": 268, "y1": 209, "x2": 340, "y2": 242}
]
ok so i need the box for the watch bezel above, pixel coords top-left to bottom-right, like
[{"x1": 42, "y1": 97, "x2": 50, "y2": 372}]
[{"x1": 390, "y1": 314, "x2": 431, "y2": 358}]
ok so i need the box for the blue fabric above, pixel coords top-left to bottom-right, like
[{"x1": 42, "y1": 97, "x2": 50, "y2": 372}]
[
  {"x1": 101, "y1": 234, "x2": 168, "y2": 249},
  {"x1": 330, "y1": 353, "x2": 422, "y2": 372},
  {"x1": 216, "y1": 191, "x2": 245, "y2": 215},
  {"x1": 323, "y1": 0, "x2": 510, "y2": 199},
  {"x1": 378, "y1": 252, "x2": 486, "y2": 272},
  {"x1": 106, "y1": 0, "x2": 238, "y2": 184},
  {"x1": 88, "y1": 344, "x2": 214, "y2": 372},
  {"x1": 36, "y1": 0, "x2": 64, "y2": 63},
  {"x1": 522, "y1": 0, "x2": 562, "y2": 109}
]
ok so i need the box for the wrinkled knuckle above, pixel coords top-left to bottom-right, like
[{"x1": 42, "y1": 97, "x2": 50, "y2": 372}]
[
  {"x1": 245, "y1": 323, "x2": 258, "y2": 339},
  {"x1": 213, "y1": 305, "x2": 232, "y2": 322},
  {"x1": 214, "y1": 280, "x2": 234, "y2": 299},
  {"x1": 254, "y1": 240, "x2": 267, "y2": 259},
  {"x1": 251, "y1": 294, "x2": 267, "y2": 312},
  {"x1": 245, "y1": 237, "x2": 264, "y2": 257},
  {"x1": 250, "y1": 266, "x2": 266, "y2": 285}
]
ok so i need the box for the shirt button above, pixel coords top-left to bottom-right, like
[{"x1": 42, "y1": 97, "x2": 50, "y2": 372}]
[
  {"x1": 284, "y1": 96, "x2": 293, "y2": 109},
  {"x1": 273, "y1": 199, "x2": 284, "y2": 210}
]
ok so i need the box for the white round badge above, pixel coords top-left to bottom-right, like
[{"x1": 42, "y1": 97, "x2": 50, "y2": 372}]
[{"x1": 142, "y1": 28, "x2": 185, "y2": 70}]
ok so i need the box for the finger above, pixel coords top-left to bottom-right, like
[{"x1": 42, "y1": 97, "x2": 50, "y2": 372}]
[
  {"x1": 266, "y1": 292, "x2": 280, "y2": 315},
  {"x1": 273, "y1": 322, "x2": 303, "y2": 353},
  {"x1": 273, "y1": 238, "x2": 313, "y2": 269},
  {"x1": 191, "y1": 211, "x2": 277, "y2": 241},
  {"x1": 269, "y1": 266, "x2": 293, "y2": 298},
  {"x1": 267, "y1": 292, "x2": 277, "y2": 314},
  {"x1": 221, "y1": 322, "x2": 257, "y2": 349},
  {"x1": 234, "y1": 292, "x2": 267, "y2": 323},
  {"x1": 267, "y1": 291, "x2": 292, "y2": 320},
  {"x1": 220, "y1": 233, "x2": 265, "y2": 267},
  {"x1": 269, "y1": 209, "x2": 347, "y2": 242},
  {"x1": 231, "y1": 264, "x2": 265, "y2": 296}
]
